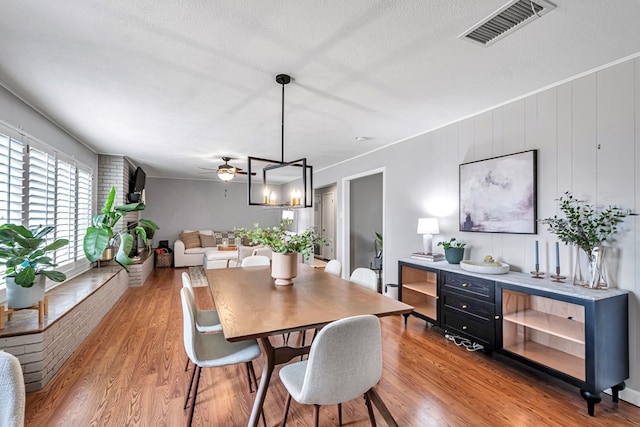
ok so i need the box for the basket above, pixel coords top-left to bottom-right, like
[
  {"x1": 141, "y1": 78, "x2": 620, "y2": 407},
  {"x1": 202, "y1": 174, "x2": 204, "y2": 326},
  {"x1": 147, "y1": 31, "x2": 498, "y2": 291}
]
[{"x1": 155, "y1": 251, "x2": 173, "y2": 268}]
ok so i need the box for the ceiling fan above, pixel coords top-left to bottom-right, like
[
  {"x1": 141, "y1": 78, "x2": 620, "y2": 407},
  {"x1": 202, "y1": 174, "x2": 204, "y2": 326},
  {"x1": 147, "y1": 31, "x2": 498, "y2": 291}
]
[{"x1": 198, "y1": 157, "x2": 253, "y2": 182}]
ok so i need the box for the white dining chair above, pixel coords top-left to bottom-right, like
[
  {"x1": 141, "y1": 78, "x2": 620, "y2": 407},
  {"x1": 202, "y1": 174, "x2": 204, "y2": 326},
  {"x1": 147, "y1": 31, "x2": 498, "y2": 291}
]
[
  {"x1": 241, "y1": 255, "x2": 271, "y2": 267},
  {"x1": 180, "y1": 288, "x2": 264, "y2": 427},
  {"x1": 349, "y1": 267, "x2": 378, "y2": 292},
  {"x1": 0, "y1": 351, "x2": 25, "y2": 427},
  {"x1": 324, "y1": 259, "x2": 342, "y2": 277},
  {"x1": 182, "y1": 272, "x2": 222, "y2": 334},
  {"x1": 278, "y1": 315, "x2": 384, "y2": 426}
]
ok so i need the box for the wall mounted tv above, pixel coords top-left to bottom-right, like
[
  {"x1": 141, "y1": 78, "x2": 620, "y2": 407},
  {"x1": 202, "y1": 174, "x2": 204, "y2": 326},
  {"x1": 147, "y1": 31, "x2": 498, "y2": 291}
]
[{"x1": 128, "y1": 167, "x2": 146, "y2": 203}]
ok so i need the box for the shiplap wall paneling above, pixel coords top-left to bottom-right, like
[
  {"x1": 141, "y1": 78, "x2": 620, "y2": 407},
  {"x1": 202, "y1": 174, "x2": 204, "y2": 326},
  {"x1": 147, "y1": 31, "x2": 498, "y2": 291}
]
[{"x1": 571, "y1": 74, "x2": 598, "y2": 198}]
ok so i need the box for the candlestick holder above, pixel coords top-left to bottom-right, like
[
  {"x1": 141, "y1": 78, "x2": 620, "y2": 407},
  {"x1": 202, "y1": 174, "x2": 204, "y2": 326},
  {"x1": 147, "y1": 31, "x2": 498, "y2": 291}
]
[
  {"x1": 550, "y1": 266, "x2": 567, "y2": 283},
  {"x1": 530, "y1": 264, "x2": 544, "y2": 279}
]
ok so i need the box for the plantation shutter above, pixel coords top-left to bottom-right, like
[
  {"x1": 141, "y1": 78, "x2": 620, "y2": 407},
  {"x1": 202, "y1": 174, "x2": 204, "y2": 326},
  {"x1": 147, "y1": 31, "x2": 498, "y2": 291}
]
[{"x1": 0, "y1": 131, "x2": 24, "y2": 224}]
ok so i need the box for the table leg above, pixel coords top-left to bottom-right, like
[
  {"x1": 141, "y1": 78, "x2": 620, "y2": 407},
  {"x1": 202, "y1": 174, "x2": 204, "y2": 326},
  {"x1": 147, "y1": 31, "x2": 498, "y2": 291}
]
[{"x1": 248, "y1": 337, "x2": 312, "y2": 427}]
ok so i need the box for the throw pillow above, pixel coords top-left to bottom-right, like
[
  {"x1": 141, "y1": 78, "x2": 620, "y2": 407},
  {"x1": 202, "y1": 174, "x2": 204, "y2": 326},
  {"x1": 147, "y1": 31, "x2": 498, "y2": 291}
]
[
  {"x1": 214, "y1": 231, "x2": 236, "y2": 245},
  {"x1": 199, "y1": 233, "x2": 217, "y2": 247},
  {"x1": 180, "y1": 231, "x2": 201, "y2": 249}
]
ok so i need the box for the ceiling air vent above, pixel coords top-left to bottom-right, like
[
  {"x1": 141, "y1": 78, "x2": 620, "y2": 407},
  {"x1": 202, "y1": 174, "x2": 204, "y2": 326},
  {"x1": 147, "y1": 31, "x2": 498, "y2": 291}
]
[{"x1": 460, "y1": 0, "x2": 556, "y2": 46}]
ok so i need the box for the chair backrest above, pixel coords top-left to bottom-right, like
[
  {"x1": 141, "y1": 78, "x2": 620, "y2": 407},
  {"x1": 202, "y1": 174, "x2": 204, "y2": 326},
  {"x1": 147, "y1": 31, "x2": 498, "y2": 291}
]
[
  {"x1": 298, "y1": 315, "x2": 382, "y2": 405},
  {"x1": 349, "y1": 268, "x2": 377, "y2": 291},
  {"x1": 324, "y1": 259, "x2": 342, "y2": 277},
  {"x1": 0, "y1": 351, "x2": 25, "y2": 427},
  {"x1": 241, "y1": 255, "x2": 271, "y2": 267},
  {"x1": 181, "y1": 272, "x2": 193, "y2": 290},
  {"x1": 180, "y1": 288, "x2": 198, "y2": 364},
  {"x1": 251, "y1": 247, "x2": 273, "y2": 259}
]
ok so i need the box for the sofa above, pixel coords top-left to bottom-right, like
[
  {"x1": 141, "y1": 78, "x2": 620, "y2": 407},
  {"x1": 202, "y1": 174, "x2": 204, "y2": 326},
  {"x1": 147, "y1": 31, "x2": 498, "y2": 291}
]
[{"x1": 174, "y1": 229, "x2": 268, "y2": 268}]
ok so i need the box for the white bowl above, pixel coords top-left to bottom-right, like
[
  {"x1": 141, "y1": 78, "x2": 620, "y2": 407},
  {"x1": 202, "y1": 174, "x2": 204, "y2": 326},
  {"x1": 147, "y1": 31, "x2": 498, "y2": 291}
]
[{"x1": 460, "y1": 260, "x2": 510, "y2": 275}]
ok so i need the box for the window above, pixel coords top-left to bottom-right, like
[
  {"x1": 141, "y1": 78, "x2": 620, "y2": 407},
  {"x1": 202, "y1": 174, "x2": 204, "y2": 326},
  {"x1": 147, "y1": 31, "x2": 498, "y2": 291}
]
[{"x1": 0, "y1": 128, "x2": 93, "y2": 290}]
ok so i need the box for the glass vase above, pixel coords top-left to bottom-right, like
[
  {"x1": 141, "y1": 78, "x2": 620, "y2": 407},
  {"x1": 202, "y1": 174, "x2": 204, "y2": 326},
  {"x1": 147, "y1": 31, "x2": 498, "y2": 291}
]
[{"x1": 573, "y1": 246, "x2": 607, "y2": 289}]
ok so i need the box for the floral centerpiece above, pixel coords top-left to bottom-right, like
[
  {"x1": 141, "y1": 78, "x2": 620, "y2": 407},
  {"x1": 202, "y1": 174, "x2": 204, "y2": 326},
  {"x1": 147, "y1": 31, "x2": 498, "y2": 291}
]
[
  {"x1": 236, "y1": 219, "x2": 325, "y2": 285},
  {"x1": 540, "y1": 192, "x2": 635, "y2": 288}
]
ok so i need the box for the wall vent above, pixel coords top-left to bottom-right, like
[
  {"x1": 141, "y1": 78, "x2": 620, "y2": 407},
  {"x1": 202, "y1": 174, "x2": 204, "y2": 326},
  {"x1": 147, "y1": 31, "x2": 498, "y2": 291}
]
[{"x1": 460, "y1": 0, "x2": 556, "y2": 47}]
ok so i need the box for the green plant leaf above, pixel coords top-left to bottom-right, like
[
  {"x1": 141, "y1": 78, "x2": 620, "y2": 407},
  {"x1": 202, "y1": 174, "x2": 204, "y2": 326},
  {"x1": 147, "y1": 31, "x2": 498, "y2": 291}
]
[
  {"x1": 83, "y1": 226, "x2": 111, "y2": 262},
  {"x1": 41, "y1": 270, "x2": 66, "y2": 282}
]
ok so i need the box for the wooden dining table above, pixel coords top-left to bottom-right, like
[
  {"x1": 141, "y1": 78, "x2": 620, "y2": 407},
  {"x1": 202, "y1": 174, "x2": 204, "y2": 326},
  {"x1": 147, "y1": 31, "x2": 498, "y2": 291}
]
[{"x1": 206, "y1": 263, "x2": 414, "y2": 427}]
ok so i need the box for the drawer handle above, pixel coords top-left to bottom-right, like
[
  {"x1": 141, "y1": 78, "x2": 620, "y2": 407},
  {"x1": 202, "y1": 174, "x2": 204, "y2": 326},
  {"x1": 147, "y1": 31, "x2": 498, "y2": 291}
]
[
  {"x1": 495, "y1": 315, "x2": 500, "y2": 320},
  {"x1": 461, "y1": 304, "x2": 468, "y2": 309},
  {"x1": 462, "y1": 325, "x2": 468, "y2": 330},
  {"x1": 462, "y1": 283, "x2": 469, "y2": 287}
]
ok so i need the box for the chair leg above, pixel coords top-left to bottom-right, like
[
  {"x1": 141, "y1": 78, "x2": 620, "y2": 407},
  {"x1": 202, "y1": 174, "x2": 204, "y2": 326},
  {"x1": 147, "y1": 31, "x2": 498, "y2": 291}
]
[
  {"x1": 187, "y1": 366, "x2": 202, "y2": 427},
  {"x1": 337, "y1": 402, "x2": 343, "y2": 426},
  {"x1": 184, "y1": 360, "x2": 197, "y2": 410},
  {"x1": 281, "y1": 393, "x2": 292, "y2": 427},
  {"x1": 313, "y1": 404, "x2": 320, "y2": 427},
  {"x1": 246, "y1": 361, "x2": 260, "y2": 393},
  {"x1": 363, "y1": 392, "x2": 377, "y2": 427},
  {"x1": 184, "y1": 357, "x2": 190, "y2": 372}
]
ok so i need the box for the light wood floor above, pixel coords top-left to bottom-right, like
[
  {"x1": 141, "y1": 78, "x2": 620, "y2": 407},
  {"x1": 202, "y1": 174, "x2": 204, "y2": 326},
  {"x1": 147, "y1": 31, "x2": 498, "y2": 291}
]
[{"x1": 25, "y1": 267, "x2": 640, "y2": 426}]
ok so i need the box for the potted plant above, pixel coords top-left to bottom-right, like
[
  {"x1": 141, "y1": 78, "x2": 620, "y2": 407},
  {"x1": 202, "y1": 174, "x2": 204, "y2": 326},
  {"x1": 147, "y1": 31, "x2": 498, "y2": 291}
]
[
  {"x1": 83, "y1": 186, "x2": 159, "y2": 271},
  {"x1": 540, "y1": 192, "x2": 635, "y2": 288},
  {"x1": 236, "y1": 219, "x2": 325, "y2": 285},
  {"x1": 0, "y1": 224, "x2": 69, "y2": 308},
  {"x1": 437, "y1": 238, "x2": 466, "y2": 264}
]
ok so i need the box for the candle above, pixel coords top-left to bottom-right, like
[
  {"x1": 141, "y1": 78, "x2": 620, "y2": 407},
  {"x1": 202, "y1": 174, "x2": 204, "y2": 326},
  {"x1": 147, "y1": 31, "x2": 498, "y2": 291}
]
[
  {"x1": 534, "y1": 240, "x2": 539, "y2": 265},
  {"x1": 270, "y1": 192, "x2": 276, "y2": 205},
  {"x1": 555, "y1": 242, "x2": 560, "y2": 268},
  {"x1": 263, "y1": 187, "x2": 269, "y2": 204}
]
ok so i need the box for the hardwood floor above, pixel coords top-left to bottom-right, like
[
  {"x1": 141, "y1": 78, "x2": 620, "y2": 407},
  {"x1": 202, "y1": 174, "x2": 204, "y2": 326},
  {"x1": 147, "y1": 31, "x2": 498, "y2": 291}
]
[{"x1": 25, "y1": 267, "x2": 640, "y2": 426}]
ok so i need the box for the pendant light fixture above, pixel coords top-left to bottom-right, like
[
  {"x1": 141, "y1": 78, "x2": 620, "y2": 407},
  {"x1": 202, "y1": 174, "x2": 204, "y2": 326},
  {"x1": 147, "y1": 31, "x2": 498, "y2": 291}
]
[{"x1": 246, "y1": 74, "x2": 313, "y2": 207}]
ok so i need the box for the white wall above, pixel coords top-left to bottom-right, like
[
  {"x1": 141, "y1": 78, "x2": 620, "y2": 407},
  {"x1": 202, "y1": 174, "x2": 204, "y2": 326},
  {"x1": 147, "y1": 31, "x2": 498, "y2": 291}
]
[
  {"x1": 314, "y1": 57, "x2": 640, "y2": 405},
  {"x1": 143, "y1": 177, "x2": 282, "y2": 247}
]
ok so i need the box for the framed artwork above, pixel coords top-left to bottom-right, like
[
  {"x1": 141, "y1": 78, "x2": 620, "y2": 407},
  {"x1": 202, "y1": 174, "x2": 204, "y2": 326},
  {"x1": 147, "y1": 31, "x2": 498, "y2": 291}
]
[{"x1": 459, "y1": 149, "x2": 537, "y2": 234}]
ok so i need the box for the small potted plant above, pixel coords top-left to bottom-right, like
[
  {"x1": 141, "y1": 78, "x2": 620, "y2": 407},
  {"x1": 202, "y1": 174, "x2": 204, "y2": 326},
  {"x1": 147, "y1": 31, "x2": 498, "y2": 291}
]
[
  {"x1": 437, "y1": 237, "x2": 466, "y2": 264},
  {"x1": 0, "y1": 224, "x2": 69, "y2": 308},
  {"x1": 83, "y1": 186, "x2": 159, "y2": 271},
  {"x1": 236, "y1": 219, "x2": 325, "y2": 285}
]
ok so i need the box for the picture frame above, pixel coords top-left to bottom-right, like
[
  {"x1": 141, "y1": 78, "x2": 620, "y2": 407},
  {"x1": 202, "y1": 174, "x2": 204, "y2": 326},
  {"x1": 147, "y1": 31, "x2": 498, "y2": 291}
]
[{"x1": 459, "y1": 149, "x2": 537, "y2": 234}]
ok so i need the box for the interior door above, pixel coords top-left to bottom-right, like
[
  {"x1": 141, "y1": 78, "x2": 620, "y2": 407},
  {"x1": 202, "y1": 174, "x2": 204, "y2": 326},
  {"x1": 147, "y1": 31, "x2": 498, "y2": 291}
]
[
  {"x1": 314, "y1": 195, "x2": 322, "y2": 256},
  {"x1": 321, "y1": 192, "x2": 335, "y2": 259}
]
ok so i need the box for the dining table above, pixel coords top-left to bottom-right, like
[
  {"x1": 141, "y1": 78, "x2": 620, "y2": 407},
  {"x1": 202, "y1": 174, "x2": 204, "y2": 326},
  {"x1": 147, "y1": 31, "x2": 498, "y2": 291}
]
[{"x1": 206, "y1": 263, "x2": 414, "y2": 427}]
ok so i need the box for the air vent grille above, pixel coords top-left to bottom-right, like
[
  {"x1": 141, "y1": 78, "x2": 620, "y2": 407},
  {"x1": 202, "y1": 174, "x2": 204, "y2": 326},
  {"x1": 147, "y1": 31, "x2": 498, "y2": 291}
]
[{"x1": 460, "y1": 0, "x2": 556, "y2": 46}]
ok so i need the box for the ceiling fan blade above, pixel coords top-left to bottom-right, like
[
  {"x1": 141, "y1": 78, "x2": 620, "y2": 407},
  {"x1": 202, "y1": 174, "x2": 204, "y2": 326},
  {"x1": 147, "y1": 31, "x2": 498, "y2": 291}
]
[
  {"x1": 198, "y1": 166, "x2": 217, "y2": 171},
  {"x1": 236, "y1": 170, "x2": 256, "y2": 176}
]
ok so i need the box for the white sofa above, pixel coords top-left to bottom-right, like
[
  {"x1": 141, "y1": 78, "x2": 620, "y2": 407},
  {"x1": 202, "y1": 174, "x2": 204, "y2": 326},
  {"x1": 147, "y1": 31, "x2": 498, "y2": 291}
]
[{"x1": 173, "y1": 229, "x2": 269, "y2": 268}]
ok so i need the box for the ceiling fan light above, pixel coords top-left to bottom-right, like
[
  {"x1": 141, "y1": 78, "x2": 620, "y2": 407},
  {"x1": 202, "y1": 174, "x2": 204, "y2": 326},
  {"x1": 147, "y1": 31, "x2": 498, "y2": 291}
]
[{"x1": 217, "y1": 165, "x2": 236, "y2": 182}]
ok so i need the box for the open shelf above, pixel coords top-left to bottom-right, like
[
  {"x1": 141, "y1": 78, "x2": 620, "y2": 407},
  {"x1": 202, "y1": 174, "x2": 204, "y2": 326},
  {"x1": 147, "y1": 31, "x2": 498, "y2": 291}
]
[
  {"x1": 403, "y1": 281, "x2": 437, "y2": 298},
  {"x1": 503, "y1": 309, "x2": 585, "y2": 344},
  {"x1": 402, "y1": 287, "x2": 437, "y2": 320},
  {"x1": 504, "y1": 340, "x2": 585, "y2": 381}
]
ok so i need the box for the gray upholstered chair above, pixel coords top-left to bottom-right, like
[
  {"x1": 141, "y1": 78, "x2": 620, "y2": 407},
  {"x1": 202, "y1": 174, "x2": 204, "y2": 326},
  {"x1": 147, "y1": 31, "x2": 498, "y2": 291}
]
[
  {"x1": 0, "y1": 351, "x2": 25, "y2": 427},
  {"x1": 241, "y1": 255, "x2": 271, "y2": 267},
  {"x1": 279, "y1": 314, "x2": 383, "y2": 426},
  {"x1": 182, "y1": 272, "x2": 222, "y2": 333},
  {"x1": 324, "y1": 259, "x2": 342, "y2": 277},
  {"x1": 349, "y1": 267, "x2": 378, "y2": 292},
  {"x1": 180, "y1": 288, "x2": 263, "y2": 427}
]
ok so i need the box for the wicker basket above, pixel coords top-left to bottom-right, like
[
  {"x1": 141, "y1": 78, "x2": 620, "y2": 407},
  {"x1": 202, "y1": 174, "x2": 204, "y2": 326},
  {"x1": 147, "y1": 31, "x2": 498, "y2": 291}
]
[{"x1": 155, "y1": 251, "x2": 173, "y2": 268}]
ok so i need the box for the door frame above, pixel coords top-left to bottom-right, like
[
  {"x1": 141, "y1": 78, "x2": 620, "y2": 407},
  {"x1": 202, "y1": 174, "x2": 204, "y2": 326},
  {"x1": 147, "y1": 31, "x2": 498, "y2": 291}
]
[{"x1": 341, "y1": 167, "x2": 385, "y2": 282}]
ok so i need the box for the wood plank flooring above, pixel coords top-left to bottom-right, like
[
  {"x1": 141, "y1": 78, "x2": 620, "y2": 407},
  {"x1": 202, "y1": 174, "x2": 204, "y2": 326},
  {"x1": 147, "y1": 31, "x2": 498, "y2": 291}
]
[{"x1": 25, "y1": 267, "x2": 640, "y2": 426}]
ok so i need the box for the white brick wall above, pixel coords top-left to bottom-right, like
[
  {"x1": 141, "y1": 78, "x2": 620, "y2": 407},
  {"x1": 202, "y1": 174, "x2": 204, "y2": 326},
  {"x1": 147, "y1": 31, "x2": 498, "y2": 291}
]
[{"x1": 1, "y1": 269, "x2": 128, "y2": 391}]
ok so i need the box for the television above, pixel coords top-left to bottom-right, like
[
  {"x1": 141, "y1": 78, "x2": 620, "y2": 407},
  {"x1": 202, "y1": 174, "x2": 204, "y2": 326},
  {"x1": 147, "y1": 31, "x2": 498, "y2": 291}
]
[{"x1": 128, "y1": 167, "x2": 146, "y2": 203}]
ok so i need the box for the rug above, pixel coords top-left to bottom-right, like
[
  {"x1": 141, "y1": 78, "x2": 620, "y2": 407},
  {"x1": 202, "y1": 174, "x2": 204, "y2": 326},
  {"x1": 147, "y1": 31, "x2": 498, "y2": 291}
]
[{"x1": 188, "y1": 266, "x2": 209, "y2": 288}]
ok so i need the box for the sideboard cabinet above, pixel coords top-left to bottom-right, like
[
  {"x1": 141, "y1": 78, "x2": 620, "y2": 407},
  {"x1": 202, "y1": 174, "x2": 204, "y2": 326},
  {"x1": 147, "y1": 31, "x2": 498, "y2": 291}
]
[{"x1": 398, "y1": 258, "x2": 629, "y2": 416}]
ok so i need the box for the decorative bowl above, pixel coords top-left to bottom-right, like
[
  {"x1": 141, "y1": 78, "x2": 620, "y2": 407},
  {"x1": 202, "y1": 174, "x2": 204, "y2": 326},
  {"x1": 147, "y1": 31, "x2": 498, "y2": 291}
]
[{"x1": 460, "y1": 260, "x2": 510, "y2": 275}]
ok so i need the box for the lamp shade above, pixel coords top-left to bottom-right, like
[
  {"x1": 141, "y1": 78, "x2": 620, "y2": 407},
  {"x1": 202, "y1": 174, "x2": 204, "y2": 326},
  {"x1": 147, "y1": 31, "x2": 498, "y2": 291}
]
[
  {"x1": 417, "y1": 218, "x2": 439, "y2": 235},
  {"x1": 217, "y1": 165, "x2": 235, "y2": 182}
]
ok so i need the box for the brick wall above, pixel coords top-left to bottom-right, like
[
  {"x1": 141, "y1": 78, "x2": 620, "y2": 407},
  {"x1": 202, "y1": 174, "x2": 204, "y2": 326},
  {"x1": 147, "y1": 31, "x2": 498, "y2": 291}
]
[{"x1": 0, "y1": 269, "x2": 128, "y2": 391}]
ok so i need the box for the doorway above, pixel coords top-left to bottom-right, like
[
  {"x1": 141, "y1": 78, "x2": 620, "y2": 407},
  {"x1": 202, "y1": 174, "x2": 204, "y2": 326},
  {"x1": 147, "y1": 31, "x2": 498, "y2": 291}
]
[
  {"x1": 342, "y1": 168, "x2": 385, "y2": 286},
  {"x1": 314, "y1": 184, "x2": 337, "y2": 261}
]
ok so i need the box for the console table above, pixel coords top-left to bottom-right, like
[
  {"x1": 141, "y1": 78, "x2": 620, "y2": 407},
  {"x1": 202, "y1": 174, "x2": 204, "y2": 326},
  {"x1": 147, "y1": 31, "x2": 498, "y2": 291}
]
[{"x1": 398, "y1": 258, "x2": 629, "y2": 416}]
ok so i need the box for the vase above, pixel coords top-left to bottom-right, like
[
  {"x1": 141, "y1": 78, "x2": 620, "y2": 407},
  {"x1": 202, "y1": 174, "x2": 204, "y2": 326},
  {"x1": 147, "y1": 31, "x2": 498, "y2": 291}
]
[
  {"x1": 6, "y1": 274, "x2": 46, "y2": 309},
  {"x1": 271, "y1": 252, "x2": 298, "y2": 286},
  {"x1": 573, "y1": 246, "x2": 607, "y2": 289},
  {"x1": 444, "y1": 248, "x2": 465, "y2": 264}
]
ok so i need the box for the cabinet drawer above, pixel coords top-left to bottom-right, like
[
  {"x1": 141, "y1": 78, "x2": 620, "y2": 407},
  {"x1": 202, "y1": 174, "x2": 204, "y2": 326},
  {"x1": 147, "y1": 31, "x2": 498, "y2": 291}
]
[
  {"x1": 443, "y1": 309, "x2": 494, "y2": 347},
  {"x1": 442, "y1": 272, "x2": 494, "y2": 302},
  {"x1": 442, "y1": 291, "x2": 494, "y2": 322}
]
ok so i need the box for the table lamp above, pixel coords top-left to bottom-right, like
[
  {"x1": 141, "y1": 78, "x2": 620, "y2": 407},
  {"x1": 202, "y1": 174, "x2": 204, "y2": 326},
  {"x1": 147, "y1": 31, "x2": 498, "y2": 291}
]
[{"x1": 417, "y1": 217, "x2": 439, "y2": 254}]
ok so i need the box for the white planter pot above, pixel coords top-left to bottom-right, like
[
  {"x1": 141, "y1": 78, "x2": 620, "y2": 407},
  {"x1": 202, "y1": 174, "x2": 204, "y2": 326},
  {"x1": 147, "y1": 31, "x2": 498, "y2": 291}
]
[
  {"x1": 271, "y1": 252, "x2": 298, "y2": 286},
  {"x1": 6, "y1": 274, "x2": 46, "y2": 309}
]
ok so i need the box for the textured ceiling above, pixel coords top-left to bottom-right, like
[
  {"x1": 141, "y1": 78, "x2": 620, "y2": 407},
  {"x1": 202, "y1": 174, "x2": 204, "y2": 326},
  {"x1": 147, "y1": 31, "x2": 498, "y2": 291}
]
[{"x1": 1, "y1": 1, "x2": 640, "y2": 180}]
